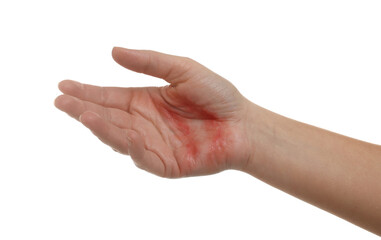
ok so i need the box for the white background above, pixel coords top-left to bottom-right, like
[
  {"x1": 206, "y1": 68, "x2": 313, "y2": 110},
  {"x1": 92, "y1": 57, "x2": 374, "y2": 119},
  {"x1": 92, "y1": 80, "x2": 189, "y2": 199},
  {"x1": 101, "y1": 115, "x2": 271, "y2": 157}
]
[{"x1": 0, "y1": 0, "x2": 380, "y2": 239}]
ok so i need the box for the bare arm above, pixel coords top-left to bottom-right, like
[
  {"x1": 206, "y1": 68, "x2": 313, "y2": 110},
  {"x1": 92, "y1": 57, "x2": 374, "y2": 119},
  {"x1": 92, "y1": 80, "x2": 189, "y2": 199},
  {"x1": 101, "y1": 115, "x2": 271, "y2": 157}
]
[
  {"x1": 243, "y1": 103, "x2": 381, "y2": 235},
  {"x1": 55, "y1": 47, "x2": 381, "y2": 235}
]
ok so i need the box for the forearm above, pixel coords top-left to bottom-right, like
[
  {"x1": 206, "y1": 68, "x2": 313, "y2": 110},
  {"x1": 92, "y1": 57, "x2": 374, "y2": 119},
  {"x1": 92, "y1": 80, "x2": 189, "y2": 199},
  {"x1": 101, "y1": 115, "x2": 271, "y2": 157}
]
[{"x1": 243, "y1": 101, "x2": 381, "y2": 235}]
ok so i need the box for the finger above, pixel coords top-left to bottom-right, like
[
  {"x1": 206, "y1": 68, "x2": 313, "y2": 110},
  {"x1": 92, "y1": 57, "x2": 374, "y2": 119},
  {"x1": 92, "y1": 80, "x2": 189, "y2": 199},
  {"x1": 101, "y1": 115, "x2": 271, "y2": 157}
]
[
  {"x1": 80, "y1": 114, "x2": 166, "y2": 177},
  {"x1": 54, "y1": 94, "x2": 132, "y2": 129},
  {"x1": 112, "y1": 47, "x2": 197, "y2": 84},
  {"x1": 58, "y1": 80, "x2": 132, "y2": 110},
  {"x1": 79, "y1": 111, "x2": 130, "y2": 155}
]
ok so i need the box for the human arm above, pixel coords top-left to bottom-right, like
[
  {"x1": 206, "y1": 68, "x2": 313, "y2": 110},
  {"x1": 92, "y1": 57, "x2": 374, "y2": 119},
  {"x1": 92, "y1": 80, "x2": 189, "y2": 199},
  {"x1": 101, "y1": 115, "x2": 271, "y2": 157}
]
[
  {"x1": 244, "y1": 102, "x2": 381, "y2": 235},
  {"x1": 55, "y1": 47, "x2": 381, "y2": 235}
]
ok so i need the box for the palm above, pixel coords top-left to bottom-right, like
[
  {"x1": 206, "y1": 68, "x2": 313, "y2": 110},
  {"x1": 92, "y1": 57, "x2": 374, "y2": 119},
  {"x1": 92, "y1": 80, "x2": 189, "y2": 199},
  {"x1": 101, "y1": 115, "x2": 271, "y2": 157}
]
[{"x1": 55, "y1": 47, "x2": 250, "y2": 178}]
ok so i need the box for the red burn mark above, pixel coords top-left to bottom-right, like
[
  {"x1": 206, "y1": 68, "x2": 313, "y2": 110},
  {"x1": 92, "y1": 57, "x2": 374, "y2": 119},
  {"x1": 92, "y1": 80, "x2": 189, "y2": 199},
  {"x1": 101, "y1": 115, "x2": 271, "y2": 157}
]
[
  {"x1": 155, "y1": 102, "x2": 198, "y2": 161},
  {"x1": 157, "y1": 102, "x2": 191, "y2": 136},
  {"x1": 205, "y1": 120, "x2": 226, "y2": 153},
  {"x1": 155, "y1": 98, "x2": 229, "y2": 169},
  {"x1": 150, "y1": 87, "x2": 231, "y2": 173}
]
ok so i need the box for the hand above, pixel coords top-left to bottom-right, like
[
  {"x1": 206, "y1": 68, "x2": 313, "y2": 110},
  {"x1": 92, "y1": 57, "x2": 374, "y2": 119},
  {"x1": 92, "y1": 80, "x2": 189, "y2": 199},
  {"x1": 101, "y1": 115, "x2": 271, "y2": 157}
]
[{"x1": 55, "y1": 47, "x2": 252, "y2": 178}]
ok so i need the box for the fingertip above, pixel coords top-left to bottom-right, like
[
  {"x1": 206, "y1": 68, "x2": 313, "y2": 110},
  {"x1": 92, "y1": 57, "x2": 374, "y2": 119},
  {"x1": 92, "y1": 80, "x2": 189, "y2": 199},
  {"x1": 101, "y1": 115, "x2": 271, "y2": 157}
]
[
  {"x1": 112, "y1": 46, "x2": 140, "y2": 63},
  {"x1": 54, "y1": 94, "x2": 70, "y2": 110},
  {"x1": 58, "y1": 80, "x2": 81, "y2": 94},
  {"x1": 58, "y1": 79, "x2": 71, "y2": 91},
  {"x1": 112, "y1": 46, "x2": 124, "y2": 60},
  {"x1": 54, "y1": 96, "x2": 60, "y2": 110},
  {"x1": 111, "y1": 46, "x2": 118, "y2": 56},
  {"x1": 112, "y1": 46, "x2": 122, "y2": 53},
  {"x1": 112, "y1": 47, "x2": 126, "y2": 65},
  {"x1": 112, "y1": 46, "x2": 132, "y2": 52}
]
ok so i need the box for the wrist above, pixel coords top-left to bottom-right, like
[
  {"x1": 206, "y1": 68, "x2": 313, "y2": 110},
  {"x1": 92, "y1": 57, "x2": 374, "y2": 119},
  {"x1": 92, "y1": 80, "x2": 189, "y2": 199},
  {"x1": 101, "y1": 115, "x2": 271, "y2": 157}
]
[{"x1": 240, "y1": 100, "x2": 277, "y2": 176}]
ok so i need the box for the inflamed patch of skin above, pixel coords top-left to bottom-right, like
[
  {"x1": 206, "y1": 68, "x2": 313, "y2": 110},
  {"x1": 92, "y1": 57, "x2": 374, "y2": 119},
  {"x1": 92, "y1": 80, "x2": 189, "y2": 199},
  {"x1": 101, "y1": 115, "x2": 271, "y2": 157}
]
[{"x1": 147, "y1": 87, "x2": 234, "y2": 176}]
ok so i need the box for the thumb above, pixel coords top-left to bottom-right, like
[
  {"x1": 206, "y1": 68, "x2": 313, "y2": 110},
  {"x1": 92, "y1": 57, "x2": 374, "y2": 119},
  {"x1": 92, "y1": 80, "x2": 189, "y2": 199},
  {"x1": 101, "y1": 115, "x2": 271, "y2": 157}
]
[{"x1": 112, "y1": 47, "x2": 197, "y2": 84}]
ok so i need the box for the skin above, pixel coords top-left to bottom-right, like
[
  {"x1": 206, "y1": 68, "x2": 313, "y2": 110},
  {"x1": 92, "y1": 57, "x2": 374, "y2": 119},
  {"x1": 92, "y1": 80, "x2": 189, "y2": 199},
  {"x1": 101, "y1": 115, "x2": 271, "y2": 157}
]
[{"x1": 55, "y1": 47, "x2": 381, "y2": 235}]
